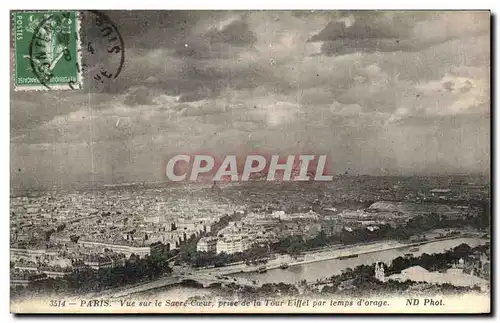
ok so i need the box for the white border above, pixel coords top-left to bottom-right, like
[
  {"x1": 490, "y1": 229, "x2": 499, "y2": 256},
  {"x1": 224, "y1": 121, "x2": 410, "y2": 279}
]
[{"x1": 2, "y1": 1, "x2": 497, "y2": 323}]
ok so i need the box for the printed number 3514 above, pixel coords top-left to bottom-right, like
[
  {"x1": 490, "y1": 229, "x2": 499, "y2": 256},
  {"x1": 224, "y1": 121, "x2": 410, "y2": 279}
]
[{"x1": 49, "y1": 300, "x2": 66, "y2": 307}]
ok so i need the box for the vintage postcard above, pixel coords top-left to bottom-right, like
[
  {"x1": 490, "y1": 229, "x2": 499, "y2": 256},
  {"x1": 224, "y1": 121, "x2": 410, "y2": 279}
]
[{"x1": 10, "y1": 10, "x2": 491, "y2": 314}]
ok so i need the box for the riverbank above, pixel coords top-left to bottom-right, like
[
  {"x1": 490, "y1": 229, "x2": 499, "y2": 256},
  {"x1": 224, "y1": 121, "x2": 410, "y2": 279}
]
[
  {"x1": 97, "y1": 232, "x2": 483, "y2": 298},
  {"x1": 195, "y1": 232, "x2": 476, "y2": 276}
]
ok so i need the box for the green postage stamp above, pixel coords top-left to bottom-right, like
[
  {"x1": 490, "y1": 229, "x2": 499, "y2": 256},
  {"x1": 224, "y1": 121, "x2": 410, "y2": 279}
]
[{"x1": 13, "y1": 11, "x2": 82, "y2": 90}]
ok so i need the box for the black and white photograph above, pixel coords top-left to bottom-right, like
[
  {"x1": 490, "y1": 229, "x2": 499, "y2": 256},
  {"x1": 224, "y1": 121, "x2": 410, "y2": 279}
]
[{"x1": 9, "y1": 9, "x2": 491, "y2": 314}]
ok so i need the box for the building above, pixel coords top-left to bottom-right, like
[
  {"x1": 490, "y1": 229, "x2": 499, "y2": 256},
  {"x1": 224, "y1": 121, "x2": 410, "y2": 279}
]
[
  {"x1": 41, "y1": 269, "x2": 72, "y2": 278},
  {"x1": 11, "y1": 271, "x2": 47, "y2": 286},
  {"x1": 11, "y1": 248, "x2": 48, "y2": 263},
  {"x1": 197, "y1": 236, "x2": 218, "y2": 253},
  {"x1": 77, "y1": 240, "x2": 151, "y2": 258},
  {"x1": 83, "y1": 254, "x2": 126, "y2": 270},
  {"x1": 150, "y1": 241, "x2": 169, "y2": 254},
  {"x1": 83, "y1": 255, "x2": 114, "y2": 270},
  {"x1": 387, "y1": 265, "x2": 489, "y2": 291},
  {"x1": 321, "y1": 219, "x2": 343, "y2": 235},
  {"x1": 216, "y1": 235, "x2": 249, "y2": 254}
]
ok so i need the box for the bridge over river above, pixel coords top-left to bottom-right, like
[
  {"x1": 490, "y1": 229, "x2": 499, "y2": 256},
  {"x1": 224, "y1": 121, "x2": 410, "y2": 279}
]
[
  {"x1": 193, "y1": 273, "x2": 262, "y2": 288},
  {"x1": 101, "y1": 273, "x2": 262, "y2": 299}
]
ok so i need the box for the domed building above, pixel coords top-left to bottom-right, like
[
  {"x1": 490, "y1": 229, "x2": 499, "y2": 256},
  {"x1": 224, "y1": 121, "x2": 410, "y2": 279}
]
[
  {"x1": 368, "y1": 201, "x2": 403, "y2": 212},
  {"x1": 366, "y1": 201, "x2": 462, "y2": 226},
  {"x1": 365, "y1": 201, "x2": 409, "y2": 226}
]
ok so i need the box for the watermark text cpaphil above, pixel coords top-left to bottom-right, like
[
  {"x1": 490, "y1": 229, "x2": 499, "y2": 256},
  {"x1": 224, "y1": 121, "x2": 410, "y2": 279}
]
[{"x1": 163, "y1": 154, "x2": 333, "y2": 182}]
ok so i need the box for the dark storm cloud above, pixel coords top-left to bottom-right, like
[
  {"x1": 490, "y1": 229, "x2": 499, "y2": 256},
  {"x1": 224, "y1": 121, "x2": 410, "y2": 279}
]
[
  {"x1": 173, "y1": 19, "x2": 257, "y2": 59},
  {"x1": 206, "y1": 19, "x2": 257, "y2": 45},
  {"x1": 310, "y1": 11, "x2": 489, "y2": 56},
  {"x1": 309, "y1": 11, "x2": 415, "y2": 42},
  {"x1": 119, "y1": 54, "x2": 290, "y2": 103},
  {"x1": 101, "y1": 10, "x2": 202, "y2": 49},
  {"x1": 173, "y1": 40, "x2": 246, "y2": 60},
  {"x1": 309, "y1": 17, "x2": 408, "y2": 42},
  {"x1": 102, "y1": 11, "x2": 256, "y2": 51},
  {"x1": 80, "y1": 12, "x2": 261, "y2": 100},
  {"x1": 308, "y1": 14, "x2": 417, "y2": 56},
  {"x1": 99, "y1": 61, "x2": 221, "y2": 103},
  {"x1": 155, "y1": 65, "x2": 226, "y2": 101},
  {"x1": 319, "y1": 39, "x2": 419, "y2": 56}
]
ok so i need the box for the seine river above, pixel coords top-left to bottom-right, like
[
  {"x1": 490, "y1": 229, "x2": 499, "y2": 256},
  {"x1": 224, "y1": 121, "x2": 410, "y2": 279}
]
[
  {"x1": 233, "y1": 237, "x2": 488, "y2": 284},
  {"x1": 135, "y1": 237, "x2": 487, "y2": 299}
]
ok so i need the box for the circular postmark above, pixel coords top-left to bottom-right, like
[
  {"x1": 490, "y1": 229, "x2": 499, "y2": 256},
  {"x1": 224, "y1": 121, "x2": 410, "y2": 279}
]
[
  {"x1": 80, "y1": 10, "x2": 125, "y2": 88},
  {"x1": 28, "y1": 12, "x2": 79, "y2": 89}
]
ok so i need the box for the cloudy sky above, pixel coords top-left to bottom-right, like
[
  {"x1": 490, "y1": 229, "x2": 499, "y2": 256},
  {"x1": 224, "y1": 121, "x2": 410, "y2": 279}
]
[{"x1": 11, "y1": 11, "x2": 490, "y2": 187}]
